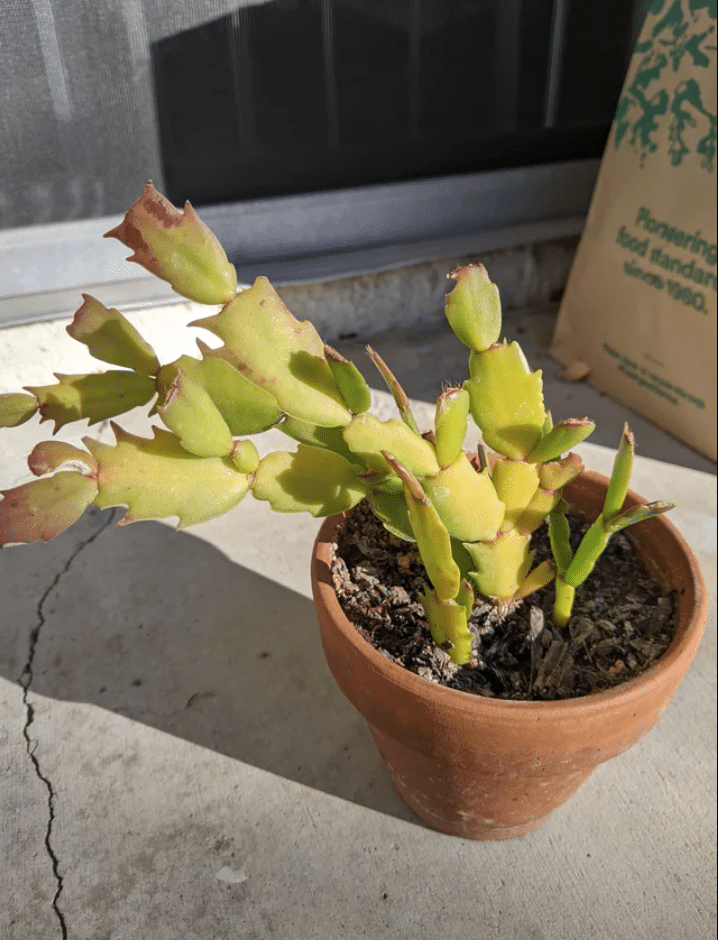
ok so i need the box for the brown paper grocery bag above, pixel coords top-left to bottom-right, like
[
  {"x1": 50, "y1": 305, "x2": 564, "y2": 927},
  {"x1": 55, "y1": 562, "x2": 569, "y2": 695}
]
[{"x1": 551, "y1": 0, "x2": 717, "y2": 460}]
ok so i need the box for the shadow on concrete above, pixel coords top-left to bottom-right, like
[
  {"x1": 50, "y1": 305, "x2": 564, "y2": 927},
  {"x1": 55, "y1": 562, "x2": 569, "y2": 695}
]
[{"x1": 1, "y1": 508, "x2": 419, "y2": 827}]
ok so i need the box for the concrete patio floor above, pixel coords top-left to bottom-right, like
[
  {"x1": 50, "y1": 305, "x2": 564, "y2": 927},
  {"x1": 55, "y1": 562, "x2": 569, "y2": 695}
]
[{"x1": 0, "y1": 300, "x2": 715, "y2": 940}]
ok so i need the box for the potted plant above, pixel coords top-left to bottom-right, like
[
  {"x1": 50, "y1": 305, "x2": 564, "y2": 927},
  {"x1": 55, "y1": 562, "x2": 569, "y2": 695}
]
[{"x1": 0, "y1": 184, "x2": 707, "y2": 840}]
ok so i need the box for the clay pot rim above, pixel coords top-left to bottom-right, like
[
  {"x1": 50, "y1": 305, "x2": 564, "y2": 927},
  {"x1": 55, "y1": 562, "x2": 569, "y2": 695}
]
[{"x1": 312, "y1": 470, "x2": 708, "y2": 716}]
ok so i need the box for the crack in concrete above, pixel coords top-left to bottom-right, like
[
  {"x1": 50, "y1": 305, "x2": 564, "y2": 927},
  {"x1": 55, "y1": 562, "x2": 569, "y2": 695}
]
[{"x1": 18, "y1": 508, "x2": 117, "y2": 940}]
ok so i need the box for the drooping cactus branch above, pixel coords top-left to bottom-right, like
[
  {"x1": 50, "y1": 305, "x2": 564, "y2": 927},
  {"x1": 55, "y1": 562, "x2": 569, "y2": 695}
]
[{"x1": 0, "y1": 184, "x2": 674, "y2": 666}]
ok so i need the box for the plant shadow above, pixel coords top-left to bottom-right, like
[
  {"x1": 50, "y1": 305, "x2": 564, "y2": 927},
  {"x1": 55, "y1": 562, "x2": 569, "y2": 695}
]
[{"x1": 1, "y1": 508, "x2": 417, "y2": 825}]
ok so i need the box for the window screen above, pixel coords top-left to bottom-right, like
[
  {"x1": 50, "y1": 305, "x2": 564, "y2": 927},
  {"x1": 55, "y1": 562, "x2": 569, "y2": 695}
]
[{"x1": 3, "y1": 0, "x2": 644, "y2": 230}]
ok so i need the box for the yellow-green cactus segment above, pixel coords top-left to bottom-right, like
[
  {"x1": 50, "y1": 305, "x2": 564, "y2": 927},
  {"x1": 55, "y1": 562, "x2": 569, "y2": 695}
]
[
  {"x1": 548, "y1": 502, "x2": 575, "y2": 627},
  {"x1": 419, "y1": 587, "x2": 451, "y2": 647},
  {"x1": 157, "y1": 346, "x2": 282, "y2": 436},
  {"x1": 553, "y1": 580, "x2": 576, "y2": 628},
  {"x1": 85, "y1": 425, "x2": 250, "y2": 527},
  {"x1": 456, "y1": 578, "x2": 475, "y2": 620},
  {"x1": 512, "y1": 560, "x2": 556, "y2": 602},
  {"x1": 515, "y1": 486, "x2": 561, "y2": 536},
  {"x1": 104, "y1": 182, "x2": 237, "y2": 305},
  {"x1": 490, "y1": 458, "x2": 540, "y2": 532},
  {"x1": 157, "y1": 368, "x2": 234, "y2": 457},
  {"x1": 252, "y1": 445, "x2": 367, "y2": 516},
  {"x1": 324, "y1": 346, "x2": 372, "y2": 415},
  {"x1": 465, "y1": 530, "x2": 533, "y2": 600},
  {"x1": 281, "y1": 415, "x2": 361, "y2": 465},
  {"x1": 422, "y1": 453, "x2": 504, "y2": 542},
  {"x1": 67, "y1": 295, "x2": 160, "y2": 376},
  {"x1": 383, "y1": 453, "x2": 461, "y2": 602},
  {"x1": 604, "y1": 501, "x2": 674, "y2": 534},
  {"x1": 365, "y1": 488, "x2": 414, "y2": 542},
  {"x1": 563, "y1": 516, "x2": 609, "y2": 588},
  {"x1": 561, "y1": 426, "x2": 674, "y2": 591},
  {"x1": 365, "y1": 346, "x2": 421, "y2": 435},
  {"x1": 419, "y1": 587, "x2": 474, "y2": 665},
  {"x1": 563, "y1": 504, "x2": 673, "y2": 590},
  {"x1": 230, "y1": 440, "x2": 260, "y2": 473},
  {"x1": 549, "y1": 433, "x2": 674, "y2": 626},
  {"x1": 0, "y1": 393, "x2": 38, "y2": 428},
  {"x1": 464, "y1": 341, "x2": 545, "y2": 459},
  {"x1": 602, "y1": 423, "x2": 634, "y2": 519},
  {"x1": 26, "y1": 371, "x2": 156, "y2": 432},
  {"x1": 0, "y1": 473, "x2": 99, "y2": 547},
  {"x1": 525, "y1": 418, "x2": 595, "y2": 464},
  {"x1": 434, "y1": 388, "x2": 470, "y2": 467},
  {"x1": 538, "y1": 452, "x2": 584, "y2": 491},
  {"x1": 343, "y1": 414, "x2": 440, "y2": 478},
  {"x1": 192, "y1": 277, "x2": 352, "y2": 428},
  {"x1": 548, "y1": 505, "x2": 573, "y2": 578},
  {"x1": 444, "y1": 264, "x2": 502, "y2": 352}
]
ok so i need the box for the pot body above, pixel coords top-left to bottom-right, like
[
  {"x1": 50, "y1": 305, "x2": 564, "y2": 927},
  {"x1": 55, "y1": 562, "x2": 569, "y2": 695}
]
[{"x1": 311, "y1": 471, "x2": 707, "y2": 840}]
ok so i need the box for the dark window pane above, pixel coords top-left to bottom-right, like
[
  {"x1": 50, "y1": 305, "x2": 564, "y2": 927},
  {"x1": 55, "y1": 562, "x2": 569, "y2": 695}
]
[
  {"x1": 152, "y1": 17, "x2": 242, "y2": 204},
  {"x1": 151, "y1": 0, "x2": 635, "y2": 207},
  {"x1": 558, "y1": 0, "x2": 635, "y2": 127},
  {"x1": 418, "y1": 2, "x2": 498, "y2": 136},
  {"x1": 333, "y1": 1, "x2": 412, "y2": 146},
  {"x1": 517, "y1": 0, "x2": 555, "y2": 128},
  {"x1": 247, "y1": 1, "x2": 328, "y2": 150}
]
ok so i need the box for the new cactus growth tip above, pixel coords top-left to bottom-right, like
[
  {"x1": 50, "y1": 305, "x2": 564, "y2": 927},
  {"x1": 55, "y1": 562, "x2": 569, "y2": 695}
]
[{"x1": 0, "y1": 184, "x2": 674, "y2": 666}]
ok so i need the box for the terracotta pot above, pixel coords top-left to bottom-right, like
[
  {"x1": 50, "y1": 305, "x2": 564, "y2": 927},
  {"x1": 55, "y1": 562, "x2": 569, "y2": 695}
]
[{"x1": 311, "y1": 471, "x2": 707, "y2": 841}]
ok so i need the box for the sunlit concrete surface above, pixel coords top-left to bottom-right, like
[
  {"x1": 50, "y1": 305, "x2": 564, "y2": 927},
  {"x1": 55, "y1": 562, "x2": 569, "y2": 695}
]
[{"x1": 1, "y1": 298, "x2": 715, "y2": 940}]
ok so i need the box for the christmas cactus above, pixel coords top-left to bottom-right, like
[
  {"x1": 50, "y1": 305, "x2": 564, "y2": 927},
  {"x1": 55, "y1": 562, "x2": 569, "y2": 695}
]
[{"x1": 0, "y1": 184, "x2": 673, "y2": 665}]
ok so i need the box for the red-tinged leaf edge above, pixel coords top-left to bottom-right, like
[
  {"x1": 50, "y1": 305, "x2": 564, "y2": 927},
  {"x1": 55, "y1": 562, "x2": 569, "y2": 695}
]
[
  {"x1": 104, "y1": 182, "x2": 237, "y2": 305},
  {"x1": 0, "y1": 473, "x2": 98, "y2": 546},
  {"x1": 28, "y1": 441, "x2": 98, "y2": 477}
]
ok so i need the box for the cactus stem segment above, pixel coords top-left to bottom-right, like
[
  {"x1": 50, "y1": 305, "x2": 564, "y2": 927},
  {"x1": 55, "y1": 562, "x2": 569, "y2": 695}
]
[
  {"x1": 381, "y1": 451, "x2": 426, "y2": 502},
  {"x1": 324, "y1": 345, "x2": 372, "y2": 415},
  {"x1": 434, "y1": 387, "x2": 470, "y2": 467},
  {"x1": 444, "y1": 264, "x2": 502, "y2": 352},
  {"x1": 512, "y1": 560, "x2": 556, "y2": 602},
  {"x1": 553, "y1": 578, "x2": 576, "y2": 628},
  {"x1": 0, "y1": 393, "x2": 39, "y2": 428},
  {"x1": 548, "y1": 504, "x2": 572, "y2": 576},
  {"x1": 525, "y1": 417, "x2": 595, "y2": 464},
  {"x1": 382, "y1": 451, "x2": 461, "y2": 602},
  {"x1": 603, "y1": 422, "x2": 634, "y2": 520},
  {"x1": 366, "y1": 346, "x2": 421, "y2": 436}
]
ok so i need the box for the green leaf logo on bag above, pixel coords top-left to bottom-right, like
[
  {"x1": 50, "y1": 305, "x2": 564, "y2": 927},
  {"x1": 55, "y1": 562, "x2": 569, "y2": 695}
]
[{"x1": 614, "y1": 0, "x2": 716, "y2": 170}]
